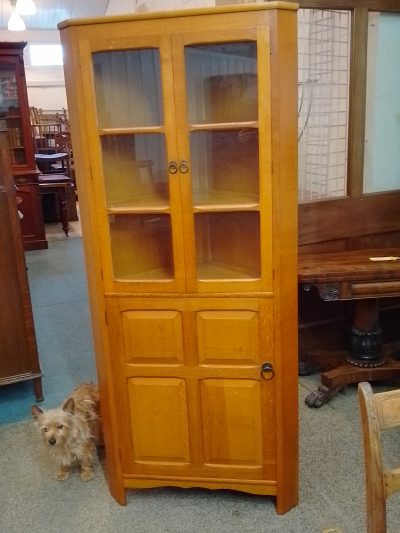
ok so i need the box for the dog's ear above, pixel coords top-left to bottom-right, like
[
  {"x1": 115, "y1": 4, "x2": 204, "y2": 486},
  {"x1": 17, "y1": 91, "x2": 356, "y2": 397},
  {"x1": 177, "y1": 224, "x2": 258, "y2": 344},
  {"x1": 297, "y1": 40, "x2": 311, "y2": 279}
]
[
  {"x1": 31, "y1": 405, "x2": 43, "y2": 419},
  {"x1": 63, "y1": 397, "x2": 75, "y2": 414}
]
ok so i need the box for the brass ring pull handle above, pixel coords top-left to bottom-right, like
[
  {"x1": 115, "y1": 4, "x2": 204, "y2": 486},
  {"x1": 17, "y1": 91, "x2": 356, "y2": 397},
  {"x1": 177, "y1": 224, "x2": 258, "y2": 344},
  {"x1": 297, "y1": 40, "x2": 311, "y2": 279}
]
[
  {"x1": 261, "y1": 362, "x2": 274, "y2": 380},
  {"x1": 179, "y1": 160, "x2": 189, "y2": 173},
  {"x1": 168, "y1": 161, "x2": 178, "y2": 174}
]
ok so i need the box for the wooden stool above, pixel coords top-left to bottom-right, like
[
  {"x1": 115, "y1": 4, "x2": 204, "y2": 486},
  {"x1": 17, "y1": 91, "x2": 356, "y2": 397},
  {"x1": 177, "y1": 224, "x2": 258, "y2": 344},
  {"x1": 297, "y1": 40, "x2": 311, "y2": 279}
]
[{"x1": 38, "y1": 174, "x2": 71, "y2": 237}]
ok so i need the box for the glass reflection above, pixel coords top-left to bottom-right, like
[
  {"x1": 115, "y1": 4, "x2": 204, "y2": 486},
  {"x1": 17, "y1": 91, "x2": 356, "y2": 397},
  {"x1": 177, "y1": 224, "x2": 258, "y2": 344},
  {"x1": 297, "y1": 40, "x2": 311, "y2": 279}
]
[{"x1": 185, "y1": 42, "x2": 257, "y2": 124}]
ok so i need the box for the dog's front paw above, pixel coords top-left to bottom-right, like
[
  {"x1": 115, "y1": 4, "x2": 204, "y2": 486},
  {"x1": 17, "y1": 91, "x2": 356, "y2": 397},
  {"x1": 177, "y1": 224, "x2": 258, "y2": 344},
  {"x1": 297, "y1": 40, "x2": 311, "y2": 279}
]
[
  {"x1": 56, "y1": 468, "x2": 70, "y2": 481},
  {"x1": 80, "y1": 468, "x2": 94, "y2": 481}
]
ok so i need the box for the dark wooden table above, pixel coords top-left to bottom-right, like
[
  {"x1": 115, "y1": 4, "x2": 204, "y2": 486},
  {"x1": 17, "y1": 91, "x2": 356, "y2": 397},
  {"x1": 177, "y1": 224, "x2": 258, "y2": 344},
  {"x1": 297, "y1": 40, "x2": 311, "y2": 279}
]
[{"x1": 298, "y1": 248, "x2": 400, "y2": 407}]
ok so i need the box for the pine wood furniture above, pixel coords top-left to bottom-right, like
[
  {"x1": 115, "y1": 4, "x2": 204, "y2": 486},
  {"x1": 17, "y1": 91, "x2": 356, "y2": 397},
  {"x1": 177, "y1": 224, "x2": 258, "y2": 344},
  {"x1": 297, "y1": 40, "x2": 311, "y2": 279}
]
[
  {"x1": 358, "y1": 381, "x2": 400, "y2": 533},
  {"x1": 0, "y1": 42, "x2": 47, "y2": 251},
  {"x1": 0, "y1": 130, "x2": 43, "y2": 401},
  {"x1": 59, "y1": 3, "x2": 298, "y2": 513},
  {"x1": 299, "y1": 248, "x2": 400, "y2": 407}
]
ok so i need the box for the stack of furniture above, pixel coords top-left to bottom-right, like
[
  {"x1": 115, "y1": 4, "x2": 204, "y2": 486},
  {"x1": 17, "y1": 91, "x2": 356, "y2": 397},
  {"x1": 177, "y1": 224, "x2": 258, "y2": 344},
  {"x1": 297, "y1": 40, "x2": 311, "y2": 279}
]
[
  {"x1": 60, "y1": 3, "x2": 298, "y2": 512},
  {"x1": 0, "y1": 129, "x2": 43, "y2": 401},
  {"x1": 0, "y1": 42, "x2": 46, "y2": 251},
  {"x1": 30, "y1": 106, "x2": 69, "y2": 131},
  {"x1": 31, "y1": 109, "x2": 77, "y2": 236}
]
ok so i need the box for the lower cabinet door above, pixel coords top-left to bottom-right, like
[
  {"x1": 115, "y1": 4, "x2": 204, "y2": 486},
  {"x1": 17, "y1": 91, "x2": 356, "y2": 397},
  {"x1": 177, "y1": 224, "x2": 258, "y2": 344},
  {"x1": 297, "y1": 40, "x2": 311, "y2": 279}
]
[{"x1": 106, "y1": 296, "x2": 277, "y2": 485}]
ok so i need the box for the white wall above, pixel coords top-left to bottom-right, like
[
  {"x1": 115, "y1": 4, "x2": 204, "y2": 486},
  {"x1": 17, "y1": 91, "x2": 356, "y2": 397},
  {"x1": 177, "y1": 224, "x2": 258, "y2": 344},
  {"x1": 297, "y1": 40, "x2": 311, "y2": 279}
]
[
  {"x1": 0, "y1": 29, "x2": 67, "y2": 109},
  {"x1": 0, "y1": 1, "x2": 240, "y2": 111}
]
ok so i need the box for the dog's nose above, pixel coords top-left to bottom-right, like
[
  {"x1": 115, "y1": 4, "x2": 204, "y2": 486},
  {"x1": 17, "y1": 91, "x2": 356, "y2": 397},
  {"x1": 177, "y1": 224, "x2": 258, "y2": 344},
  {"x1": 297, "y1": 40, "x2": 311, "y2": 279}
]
[{"x1": 48, "y1": 437, "x2": 56, "y2": 445}]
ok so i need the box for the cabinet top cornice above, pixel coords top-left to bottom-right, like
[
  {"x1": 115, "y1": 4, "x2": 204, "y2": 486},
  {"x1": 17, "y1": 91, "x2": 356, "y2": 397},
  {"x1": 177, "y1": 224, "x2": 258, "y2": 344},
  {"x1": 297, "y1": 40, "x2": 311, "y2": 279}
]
[{"x1": 58, "y1": 2, "x2": 298, "y2": 30}]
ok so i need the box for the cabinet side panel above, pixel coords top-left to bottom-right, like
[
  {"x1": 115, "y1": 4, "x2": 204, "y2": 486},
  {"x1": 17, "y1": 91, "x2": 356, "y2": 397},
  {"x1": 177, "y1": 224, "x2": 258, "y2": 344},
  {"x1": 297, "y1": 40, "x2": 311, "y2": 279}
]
[
  {"x1": 60, "y1": 28, "x2": 126, "y2": 504},
  {"x1": 269, "y1": 8, "x2": 299, "y2": 514}
]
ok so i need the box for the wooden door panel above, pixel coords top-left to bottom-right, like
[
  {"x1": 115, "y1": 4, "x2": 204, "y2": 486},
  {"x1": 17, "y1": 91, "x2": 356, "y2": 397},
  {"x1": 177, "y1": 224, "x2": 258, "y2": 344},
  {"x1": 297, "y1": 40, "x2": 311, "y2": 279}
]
[
  {"x1": 109, "y1": 296, "x2": 275, "y2": 479},
  {"x1": 197, "y1": 310, "x2": 259, "y2": 365},
  {"x1": 0, "y1": 194, "x2": 31, "y2": 378},
  {"x1": 127, "y1": 377, "x2": 190, "y2": 465},
  {"x1": 122, "y1": 310, "x2": 184, "y2": 364},
  {"x1": 201, "y1": 379, "x2": 262, "y2": 467}
]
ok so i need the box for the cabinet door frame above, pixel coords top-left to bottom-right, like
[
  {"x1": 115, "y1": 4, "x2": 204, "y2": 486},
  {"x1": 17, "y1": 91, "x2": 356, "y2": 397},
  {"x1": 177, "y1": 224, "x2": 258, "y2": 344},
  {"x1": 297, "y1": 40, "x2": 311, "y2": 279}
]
[
  {"x1": 106, "y1": 295, "x2": 277, "y2": 485},
  {"x1": 78, "y1": 35, "x2": 186, "y2": 293},
  {"x1": 171, "y1": 27, "x2": 273, "y2": 294}
]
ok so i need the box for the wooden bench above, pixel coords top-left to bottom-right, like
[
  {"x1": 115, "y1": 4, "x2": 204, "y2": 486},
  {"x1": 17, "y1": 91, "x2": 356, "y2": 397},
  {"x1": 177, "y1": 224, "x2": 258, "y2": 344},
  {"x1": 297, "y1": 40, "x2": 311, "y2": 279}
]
[{"x1": 298, "y1": 248, "x2": 400, "y2": 407}]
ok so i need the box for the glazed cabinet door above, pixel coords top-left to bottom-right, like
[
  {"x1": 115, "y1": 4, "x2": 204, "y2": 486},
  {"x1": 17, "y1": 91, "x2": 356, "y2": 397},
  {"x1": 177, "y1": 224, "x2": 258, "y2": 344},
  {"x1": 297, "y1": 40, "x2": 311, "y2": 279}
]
[
  {"x1": 172, "y1": 28, "x2": 272, "y2": 293},
  {"x1": 0, "y1": 52, "x2": 36, "y2": 174},
  {"x1": 78, "y1": 23, "x2": 272, "y2": 295},
  {"x1": 80, "y1": 35, "x2": 186, "y2": 293},
  {"x1": 106, "y1": 297, "x2": 277, "y2": 489}
]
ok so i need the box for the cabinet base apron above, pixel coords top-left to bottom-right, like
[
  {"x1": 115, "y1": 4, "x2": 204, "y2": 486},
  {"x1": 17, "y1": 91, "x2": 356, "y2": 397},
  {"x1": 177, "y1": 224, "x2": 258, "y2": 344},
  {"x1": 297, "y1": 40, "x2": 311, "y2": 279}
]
[{"x1": 122, "y1": 475, "x2": 277, "y2": 496}]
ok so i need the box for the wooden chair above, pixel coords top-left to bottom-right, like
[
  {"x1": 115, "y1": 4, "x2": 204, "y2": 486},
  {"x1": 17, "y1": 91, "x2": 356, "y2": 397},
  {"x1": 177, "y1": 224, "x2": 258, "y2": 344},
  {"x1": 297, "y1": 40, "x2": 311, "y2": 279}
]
[
  {"x1": 32, "y1": 126, "x2": 72, "y2": 237},
  {"x1": 358, "y1": 382, "x2": 400, "y2": 533}
]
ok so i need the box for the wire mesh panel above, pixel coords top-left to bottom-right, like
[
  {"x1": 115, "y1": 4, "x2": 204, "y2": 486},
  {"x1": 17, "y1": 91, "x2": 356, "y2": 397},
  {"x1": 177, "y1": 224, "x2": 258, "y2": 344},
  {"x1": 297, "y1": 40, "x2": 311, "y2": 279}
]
[{"x1": 298, "y1": 9, "x2": 351, "y2": 201}]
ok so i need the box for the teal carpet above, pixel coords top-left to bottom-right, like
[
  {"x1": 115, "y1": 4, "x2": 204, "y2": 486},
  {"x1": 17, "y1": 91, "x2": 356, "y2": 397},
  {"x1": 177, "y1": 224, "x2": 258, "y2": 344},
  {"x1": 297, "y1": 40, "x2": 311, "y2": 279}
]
[{"x1": 0, "y1": 236, "x2": 96, "y2": 425}]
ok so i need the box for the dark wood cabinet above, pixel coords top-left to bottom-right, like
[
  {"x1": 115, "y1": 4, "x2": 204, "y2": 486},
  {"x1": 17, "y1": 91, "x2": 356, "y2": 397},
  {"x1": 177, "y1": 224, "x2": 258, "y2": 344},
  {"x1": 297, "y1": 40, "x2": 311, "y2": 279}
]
[
  {"x1": 0, "y1": 130, "x2": 43, "y2": 400},
  {"x1": 0, "y1": 42, "x2": 46, "y2": 251}
]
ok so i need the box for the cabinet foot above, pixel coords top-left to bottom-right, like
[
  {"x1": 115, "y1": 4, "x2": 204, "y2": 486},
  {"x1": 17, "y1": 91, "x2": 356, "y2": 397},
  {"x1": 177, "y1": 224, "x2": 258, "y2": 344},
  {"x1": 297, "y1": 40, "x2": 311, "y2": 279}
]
[{"x1": 33, "y1": 377, "x2": 44, "y2": 402}]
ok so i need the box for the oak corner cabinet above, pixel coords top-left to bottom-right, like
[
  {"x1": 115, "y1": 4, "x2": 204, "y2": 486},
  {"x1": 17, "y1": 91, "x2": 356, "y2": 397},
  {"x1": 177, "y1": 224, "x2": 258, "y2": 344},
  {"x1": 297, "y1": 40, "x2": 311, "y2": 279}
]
[
  {"x1": 59, "y1": 2, "x2": 298, "y2": 513},
  {"x1": 0, "y1": 41, "x2": 46, "y2": 251}
]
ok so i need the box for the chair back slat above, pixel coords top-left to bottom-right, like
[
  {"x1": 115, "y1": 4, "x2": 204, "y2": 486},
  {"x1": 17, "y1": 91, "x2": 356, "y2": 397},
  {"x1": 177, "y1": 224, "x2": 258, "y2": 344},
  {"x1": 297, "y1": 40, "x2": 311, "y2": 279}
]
[
  {"x1": 374, "y1": 391, "x2": 400, "y2": 430},
  {"x1": 358, "y1": 382, "x2": 400, "y2": 533}
]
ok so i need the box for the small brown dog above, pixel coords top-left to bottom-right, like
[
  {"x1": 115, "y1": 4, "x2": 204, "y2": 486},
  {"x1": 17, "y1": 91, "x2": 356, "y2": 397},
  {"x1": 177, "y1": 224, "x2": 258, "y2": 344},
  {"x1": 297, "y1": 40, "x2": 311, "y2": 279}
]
[{"x1": 32, "y1": 383, "x2": 100, "y2": 481}]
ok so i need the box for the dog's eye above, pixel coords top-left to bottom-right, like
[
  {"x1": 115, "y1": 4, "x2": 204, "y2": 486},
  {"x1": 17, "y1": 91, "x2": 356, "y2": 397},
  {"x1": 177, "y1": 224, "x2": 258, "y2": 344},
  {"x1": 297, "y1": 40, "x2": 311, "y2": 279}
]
[
  {"x1": 57, "y1": 425, "x2": 63, "y2": 430},
  {"x1": 42, "y1": 428, "x2": 49, "y2": 433}
]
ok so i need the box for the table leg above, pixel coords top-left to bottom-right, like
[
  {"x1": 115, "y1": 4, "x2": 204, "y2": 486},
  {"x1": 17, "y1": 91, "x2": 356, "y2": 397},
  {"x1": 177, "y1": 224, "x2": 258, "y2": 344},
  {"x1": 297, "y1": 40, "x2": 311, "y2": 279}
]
[
  {"x1": 346, "y1": 299, "x2": 383, "y2": 366},
  {"x1": 57, "y1": 186, "x2": 69, "y2": 237}
]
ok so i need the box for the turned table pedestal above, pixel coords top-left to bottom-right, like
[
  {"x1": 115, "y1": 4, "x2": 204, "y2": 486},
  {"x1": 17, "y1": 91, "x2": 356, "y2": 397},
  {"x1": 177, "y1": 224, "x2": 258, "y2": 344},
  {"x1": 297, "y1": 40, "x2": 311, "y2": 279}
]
[{"x1": 298, "y1": 248, "x2": 400, "y2": 407}]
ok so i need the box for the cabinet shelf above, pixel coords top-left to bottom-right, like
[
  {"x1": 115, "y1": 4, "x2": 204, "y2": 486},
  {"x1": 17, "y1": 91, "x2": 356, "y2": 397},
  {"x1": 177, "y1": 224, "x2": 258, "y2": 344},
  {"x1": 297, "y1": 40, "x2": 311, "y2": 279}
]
[
  {"x1": 193, "y1": 189, "x2": 259, "y2": 211},
  {"x1": 115, "y1": 266, "x2": 174, "y2": 281},
  {"x1": 100, "y1": 125, "x2": 164, "y2": 135},
  {"x1": 107, "y1": 193, "x2": 170, "y2": 213},
  {"x1": 189, "y1": 121, "x2": 258, "y2": 132},
  {"x1": 197, "y1": 261, "x2": 260, "y2": 280}
]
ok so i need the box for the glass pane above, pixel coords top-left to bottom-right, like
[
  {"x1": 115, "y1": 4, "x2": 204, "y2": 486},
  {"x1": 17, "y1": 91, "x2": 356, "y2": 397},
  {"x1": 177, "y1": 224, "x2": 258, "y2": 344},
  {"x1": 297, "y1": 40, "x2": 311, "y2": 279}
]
[
  {"x1": 5, "y1": 117, "x2": 26, "y2": 165},
  {"x1": 191, "y1": 129, "x2": 259, "y2": 206},
  {"x1": 0, "y1": 65, "x2": 18, "y2": 110},
  {"x1": 185, "y1": 43, "x2": 257, "y2": 124},
  {"x1": 0, "y1": 65, "x2": 26, "y2": 166},
  {"x1": 364, "y1": 12, "x2": 400, "y2": 193},
  {"x1": 101, "y1": 134, "x2": 168, "y2": 208},
  {"x1": 298, "y1": 9, "x2": 350, "y2": 200},
  {"x1": 109, "y1": 214, "x2": 174, "y2": 280},
  {"x1": 195, "y1": 212, "x2": 260, "y2": 280},
  {"x1": 92, "y1": 49, "x2": 163, "y2": 128}
]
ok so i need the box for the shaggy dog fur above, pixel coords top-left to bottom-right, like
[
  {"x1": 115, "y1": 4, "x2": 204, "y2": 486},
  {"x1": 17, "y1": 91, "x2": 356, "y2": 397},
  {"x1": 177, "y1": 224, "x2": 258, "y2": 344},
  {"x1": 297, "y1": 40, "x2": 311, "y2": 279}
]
[{"x1": 31, "y1": 383, "x2": 100, "y2": 481}]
